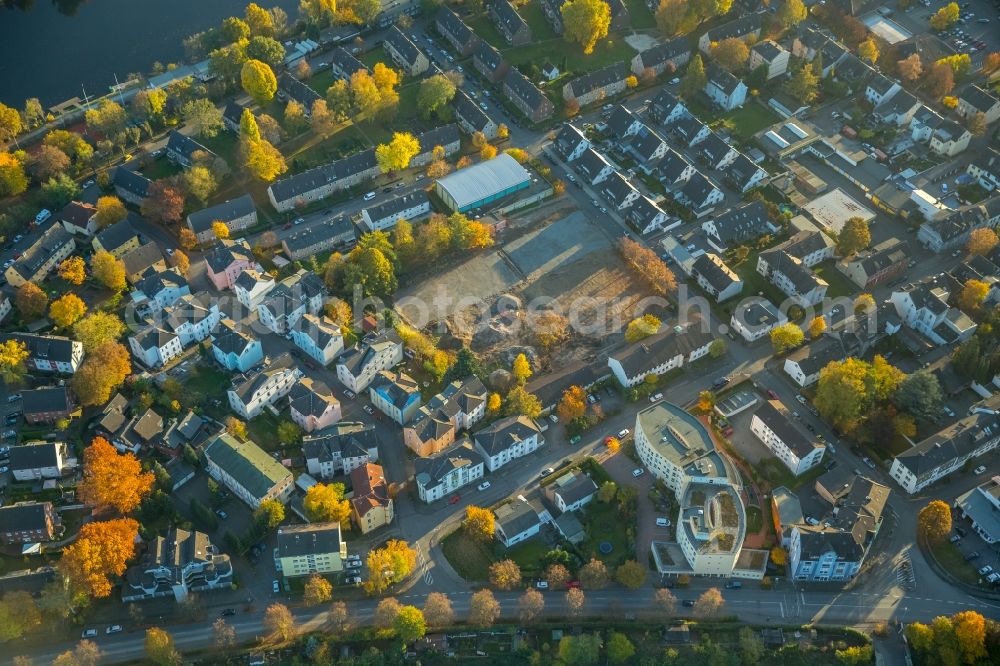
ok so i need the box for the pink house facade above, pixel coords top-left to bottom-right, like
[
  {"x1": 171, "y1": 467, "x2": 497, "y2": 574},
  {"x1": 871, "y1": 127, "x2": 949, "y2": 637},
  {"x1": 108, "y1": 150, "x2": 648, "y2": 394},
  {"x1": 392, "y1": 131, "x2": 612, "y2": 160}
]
[
  {"x1": 289, "y1": 378, "x2": 343, "y2": 433},
  {"x1": 205, "y1": 240, "x2": 258, "y2": 291}
]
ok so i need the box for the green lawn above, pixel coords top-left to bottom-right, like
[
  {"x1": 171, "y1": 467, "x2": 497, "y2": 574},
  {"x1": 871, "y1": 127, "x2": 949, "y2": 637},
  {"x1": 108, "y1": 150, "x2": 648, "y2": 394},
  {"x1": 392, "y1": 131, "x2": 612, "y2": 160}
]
[
  {"x1": 624, "y1": 0, "x2": 657, "y2": 29},
  {"x1": 247, "y1": 411, "x2": 282, "y2": 451},
  {"x1": 729, "y1": 250, "x2": 788, "y2": 317},
  {"x1": 441, "y1": 528, "x2": 498, "y2": 581},
  {"x1": 930, "y1": 540, "x2": 987, "y2": 587},
  {"x1": 505, "y1": 537, "x2": 549, "y2": 574},
  {"x1": 580, "y1": 499, "x2": 632, "y2": 567},
  {"x1": 199, "y1": 131, "x2": 240, "y2": 171},
  {"x1": 468, "y1": 15, "x2": 509, "y2": 49},
  {"x1": 502, "y1": 35, "x2": 636, "y2": 75},
  {"x1": 813, "y1": 261, "x2": 859, "y2": 300},
  {"x1": 306, "y1": 69, "x2": 337, "y2": 97},
  {"x1": 715, "y1": 103, "x2": 782, "y2": 141},
  {"x1": 519, "y1": 2, "x2": 558, "y2": 41},
  {"x1": 184, "y1": 364, "x2": 231, "y2": 397},
  {"x1": 361, "y1": 49, "x2": 389, "y2": 71},
  {"x1": 745, "y1": 506, "x2": 763, "y2": 533},
  {"x1": 141, "y1": 156, "x2": 183, "y2": 180}
]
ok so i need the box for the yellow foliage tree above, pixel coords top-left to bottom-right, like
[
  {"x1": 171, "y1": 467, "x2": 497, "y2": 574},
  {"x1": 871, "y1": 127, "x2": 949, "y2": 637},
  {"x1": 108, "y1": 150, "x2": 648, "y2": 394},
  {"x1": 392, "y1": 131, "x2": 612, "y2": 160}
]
[
  {"x1": 375, "y1": 131, "x2": 420, "y2": 173},
  {"x1": 212, "y1": 221, "x2": 230, "y2": 240},
  {"x1": 770, "y1": 323, "x2": 804, "y2": 354},
  {"x1": 49, "y1": 293, "x2": 87, "y2": 329},
  {"x1": 0, "y1": 339, "x2": 29, "y2": 386},
  {"x1": 917, "y1": 500, "x2": 951, "y2": 544},
  {"x1": 303, "y1": 483, "x2": 352, "y2": 525},
  {"x1": 60, "y1": 518, "x2": 140, "y2": 598},
  {"x1": 464, "y1": 506, "x2": 495, "y2": 542},
  {"x1": 364, "y1": 540, "x2": 417, "y2": 595},
  {"x1": 512, "y1": 353, "x2": 532, "y2": 384},
  {"x1": 58, "y1": 256, "x2": 86, "y2": 285},
  {"x1": 625, "y1": 314, "x2": 661, "y2": 342},
  {"x1": 78, "y1": 436, "x2": 154, "y2": 514},
  {"x1": 91, "y1": 250, "x2": 126, "y2": 291},
  {"x1": 807, "y1": 316, "x2": 827, "y2": 338}
]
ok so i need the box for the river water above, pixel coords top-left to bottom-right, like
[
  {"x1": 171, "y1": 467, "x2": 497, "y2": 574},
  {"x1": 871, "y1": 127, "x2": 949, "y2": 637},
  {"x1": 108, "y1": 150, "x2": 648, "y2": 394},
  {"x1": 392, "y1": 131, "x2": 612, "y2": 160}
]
[{"x1": 0, "y1": 0, "x2": 299, "y2": 109}]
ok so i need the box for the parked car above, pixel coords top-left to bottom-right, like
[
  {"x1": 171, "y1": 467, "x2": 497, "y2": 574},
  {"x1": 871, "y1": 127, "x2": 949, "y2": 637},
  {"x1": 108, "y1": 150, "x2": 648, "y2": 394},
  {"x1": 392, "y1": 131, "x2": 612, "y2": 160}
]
[
  {"x1": 656, "y1": 517, "x2": 671, "y2": 527},
  {"x1": 974, "y1": 465, "x2": 987, "y2": 474},
  {"x1": 347, "y1": 576, "x2": 363, "y2": 585},
  {"x1": 766, "y1": 389, "x2": 778, "y2": 400},
  {"x1": 535, "y1": 581, "x2": 549, "y2": 589},
  {"x1": 649, "y1": 392, "x2": 663, "y2": 402},
  {"x1": 978, "y1": 565, "x2": 994, "y2": 576},
  {"x1": 540, "y1": 467, "x2": 554, "y2": 477},
  {"x1": 216, "y1": 510, "x2": 228, "y2": 520},
  {"x1": 632, "y1": 468, "x2": 644, "y2": 478},
  {"x1": 343, "y1": 389, "x2": 356, "y2": 399},
  {"x1": 448, "y1": 494, "x2": 461, "y2": 504},
  {"x1": 81, "y1": 629, "x2": 98, "y2": 638},
  {"x1": 477, "y1": 481, "x2": 491, "y2": 491},
  {"x1": 220, "y1": 608, "x2": 237, "y2": 617},
  {"x1": 569, "y1": 435, "x2": 581, "y2": 445},
  {"x1": 682, "y1": 599, "x2": 695, "y2": 607},
  {"x1": 345, "y1": 560, "x2": 362, "y2": 570},
  {"x1": 106, "y1": 625, "x2": 123, "y2": 634},
  {"x1": 711, "y1": 377, "x2": 729, "y2": 389},
  {"x1": 548, "y1": 414, "x2": 559, "y2": 423},
  {"x1": 724, "y1": 581, "x2": 742, "y2": 589},
  {"x1": 363, "y1": 404, "x2": 374, "y2": 415},
  {"x1": 965, "y1": 552, "x2": 980, "y2": 561},
  {"x1": 272, "y1": 580, "x2": 280, "y2": 593},
  {"x1": 618, "y1": 428, "x2": 630, "y2": 439}
]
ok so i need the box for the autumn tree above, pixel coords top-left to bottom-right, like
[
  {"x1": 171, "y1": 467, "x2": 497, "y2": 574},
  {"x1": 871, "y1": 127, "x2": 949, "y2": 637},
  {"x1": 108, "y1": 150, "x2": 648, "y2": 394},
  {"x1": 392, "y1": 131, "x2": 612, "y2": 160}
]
[
  {"x1": 213, "y1": 617, "x2": 237, "y2": 648},
  {"x1": 0, "y1": 102, "x2": 23, "y2": 144},
  {"x1": 181, "y1": 98, "x2": 225, "y2": 139},
  {"x1": 982, "y1": 51, "x2": 1000, "y2": 74},
  {"x1": 145, "y1": 627, "x2": 181, "y2": 665},
  {"x1": 565, "y1": 587, "x2": 585, "y2": 616},
  {"x1": 925, "y1": 61, "x2": 954, "y2": 97},
  {"x1": 309, "y1": 99, "x2": 338, "y2": 139},
  {"x1": 854, "y1": 293, "x2": 876, "y2": 315},
  {"x1": 423, "y1": 592, "x2": 455, "y2": 628},
  {"x1": 263, "y1": 603, "x2": 296, "y2": 643},
  {"x1": 930, "y1": 1, "x2": 959, "y2": 30},
  {"x1": 0, "y1": 591, "x2": 41, "y2": 641},
  {"x1": 518, "y1": 588, "x2": 545, "y2": 622},
  {"x1": 489, "y1": 559, "x2": 523, "y2": 590},
  {"x1": 242, "y1": 59, "x2": 278, "y2": 105},
  {"x1": 57, "y1": 256, "x2": 86, "y2": 286},
  {"x1": 557, "y1": 385, "x2": 588, "y2": 422},
  {"x1": 897, "y1": 53, "x2": 923, "y2": 81},
  {"x1": 469, "y1": 589, "x2": 501, "y2": 627},
  {"x1": 49, "y1": 293, "x2": 87, "y2": 329},
  {"x1": 807, "y1": 316, "x2": 827, "y2": 338},
  {"x1": 91, "y1": 250, "x2": 127, "y2": 291},
  {"x1": 364, "y1": 540, "x2": 418, "y2": 595},
  {"x1": 697, "y1": 390, "x2": 715, "y2": 413},
  {"x1": 680, "y1": 54, "x2": 707, "y2": 98},
  {"x1": 226, "y1": 416, "x2": 248, "y2": 440},
  {"x1": 578, "y1": 558, "x2": 609, "y2": 589},
  {"x1": 786, "y1": 62, "x2": 819, "y2": 103},
  {"x1": 776, "y1": 0, "x2": 807, "y2": 29},
  {"x1": 141, "y1": 180, "x2": 185, "y2": 225},
  {"x1": 242, "y1": 135, "x2": 287, "y2": 181},
  {"x1": 693, "y1": 587, "x2": 725, "y2": 618},
  {"x1": 512, "y1": 352, "x2": 532, "y2": 384},
  {"x1": 303, "y1": 482, "x2": 351, "y2": 525},
  {"x1": 78, "y1": 436, "x2": 154, "y2": 514},
  {"x1": 376, "y1": 132, "x2": 420, "y2": 173},
  {"x1": 505, "y1": 386, "x2": 542, "y2": 418},
  {"x1": 29, "y1": 144, "x2": 70, "y2": 180},
  {"x1": 966, "y1": 227, "x2": 998, "y2": 256},
  {"x1": 618, "y1": 237, "x2": 677, "y2": 295},
  {"x1": 545, "y1": 563, "x2": 572, "y2": 589},
  {"x1": 837, "y1": 217, "x2": 871, "y2": 255},
  {"x1": 417, "y1": 74, "x2": 457, "y2": 118},
  {"x1": 394, "y1": 605, "x2": 427, "y2": 643},
  {"x1": 211, "y1": 221, "x2": 231, "y2": 240},
  {"x1": 15, "y1": 283, "x2": 48, "y2": 320},
  {"x1": 560, "y1": 0, "x2": 611, "y2": 55},
  {"x1": 487, "y1": 392, "x2": 502, "y2": 412},
  {"x1": 480, "y1": 143, "x2": 497, "y2": 160},
  {"x1": 71, "y1": 342, "x2": 131, "y2": 407},
  {"x1": 374, "y1": 597, "x2": 402, "y2": 631},
  {"x1": 615, "y1": 560, "x2": 647, "y2": 589},
  {"x1": 917, "y1": 500, "x2": 952, "y2": 544},
  {"x1": 0, "y1": 340, "x2": 28, "y2": 387},
  {"x1": 711, "y1": 37, "x2": 750, "y2": 72},
  {"x1": 254, "y1": 498, "x2": 285, "y2": 529},
  {"x1": 303, "y1": 574, "x2": 333, "y2": 606},
  {"x1": 0, "y1": 152, "x2": 29, "y2": 197},
  {"x1": 957, "y1": 279, "x2": 989, "y2": 315},
  {"x1": 52, "y1": 641, "x2": 102, "y2": 666},
  {"x1": 178, "y1": 228, "x2": 198, "y2": 250},
  {"x1": 464, "y1": 506, "x2": 495, "y2": 541},
  {"x1": 625, "y1": 314, "x2": 661, "y2": 342},
  {"x1": 814, "y1": 356, "x2": 903, "y2": 433},
  {"x1": 770, "y1": 322, "x2": 804, "y2": 354},
  {"x1": 653, "y1": 587, "x2": 677, "y2": 617},
  {"x1": 60, "y1": 518, "x2": 139, "y2": 598},
  {"x1": 858, "y1": 38, "x2": 879, "y2": 64}
]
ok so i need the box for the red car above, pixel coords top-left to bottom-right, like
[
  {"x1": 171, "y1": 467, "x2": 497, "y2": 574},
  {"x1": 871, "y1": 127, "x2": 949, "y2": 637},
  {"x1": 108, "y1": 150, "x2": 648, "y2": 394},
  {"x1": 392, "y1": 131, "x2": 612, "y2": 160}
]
[
  {"x1": 766, "y1": 389, "x2": 778, "y2": 400},
  {"x1": 567, "y1": 580, "x2": 581, "y2": 589},
  {"x1": 283, "y1": 222, "x2": 293, "y2": 229},
  {"x1": 448, "y1": 494, "x2": 461, "y2": 504}
]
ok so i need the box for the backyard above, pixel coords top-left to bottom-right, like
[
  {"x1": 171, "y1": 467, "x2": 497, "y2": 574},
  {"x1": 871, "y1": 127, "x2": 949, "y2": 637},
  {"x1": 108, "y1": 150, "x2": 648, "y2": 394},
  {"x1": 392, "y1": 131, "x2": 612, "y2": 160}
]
[
  {"x1": 714, "y1": 103, "x2": 782, "y2": 141},
  {"x1": 505, "y1": 537, "x2": 550, "y2": 575},
  {"x1": 813, "y1": 261, "x2": 860, "y2": 300},
  {"x1": 579, "y1": 498, "x2": 632, "y2": 568},
  {"x1": 441, "y1": 528, "x2": 498, "y2": 581}
]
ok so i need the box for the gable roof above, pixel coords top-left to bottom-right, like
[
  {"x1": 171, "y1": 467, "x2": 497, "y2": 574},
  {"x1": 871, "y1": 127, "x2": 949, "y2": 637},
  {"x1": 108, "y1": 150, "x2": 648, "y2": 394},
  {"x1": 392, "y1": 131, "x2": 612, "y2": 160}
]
[
  {"x1": 609, "y1": 319, "x2": 715, "y2": 378},
  {"x1": 187, "y1": 194, "x2": 256, "y2": 235},
  {"x1": 385, "y1": 25, "x2": 423, "y2": 66},
  {"x1": 95, "y1": 214, "x2": 139, "y2": 252},
  {"x1": 113, "y1": 168, "x2": 151, "y2": 198},
  {"x1": 166, "y1": 130, "x2": 213, "y2": 162},
  {"x1": 503, "y1": 68, "x2": 550, "y2": 112},
  {"x1": 204, "y1": 432, "x2": 290, "y2": 500},
  {"x1": 122, "y1": 242, "x2": 165, "y2": 278},
  {"x1": 566, "y1": 63, "x2": 629, "y2": 98},
  {"x1": 474, "y1": 415, "x2": 540, "y2": 455}
]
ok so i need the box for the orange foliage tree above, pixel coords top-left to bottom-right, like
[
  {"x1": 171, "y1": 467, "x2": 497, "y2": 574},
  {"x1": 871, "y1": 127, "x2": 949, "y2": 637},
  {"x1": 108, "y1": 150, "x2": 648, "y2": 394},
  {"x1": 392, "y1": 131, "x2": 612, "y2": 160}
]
[
  {"x1": 78, "y1": 436, "x2": 154, "y2": 514},
  {"x1": 59, "y1": 518, "x2": 139, "y2": 598}
]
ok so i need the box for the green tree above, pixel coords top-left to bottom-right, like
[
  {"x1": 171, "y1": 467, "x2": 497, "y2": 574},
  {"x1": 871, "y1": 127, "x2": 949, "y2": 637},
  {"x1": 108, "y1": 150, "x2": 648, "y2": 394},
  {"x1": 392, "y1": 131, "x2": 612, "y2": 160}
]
[
  {"x1": 245, "y1": 2, "x2": 276, "y2": 36},
  {"x1": 606, "y1": 632, "x2": 636, "y2": 665},
  {"x1": 181, "y1": 99, "x2": 225, "y2": 138},
  {"x1": 326, "y1": 79, "x2": 352, "y2": 121},
  {"x1": 894, "y1": 370, "x2": 943, "y2": 421},
  {"x1": 558, "y1": 634, "x2": 602, "y2": 666},
  {"x1": 836, "y1": 217, "x2": 871, "y2": 255},
  {"x1": 560, "y1": 0, "x2": 612, "y2": 55},
  {"x1": 615, "y1": 560, "x2": 647, "y2": 589},
  {"x1": 183, "y1": 166, "x2": 218, "y2": 205},
  {"x1": 209, "y1": 40, "x2": 250, "y2": 82},
  {"x1": 241, "y1": 59, "x2": 278, "y2": 105},
  {"x1": 770, "y1": 323, "x2": 804, "y2": 354},
  {"x1": 680, "y1": 54, "x2": 707, "y2": 98},
  {"x1": 40, "y1": 173, "x2": 81, "y2": 208},
  {"x1": 15, "y1": 283, "x2": 49, "y2": 320},
  {"x1": 785, "y1": 62, "x2": 819, "y2": 103},
  {"x1": 220, "y1": 16, "x2": 251, "y2": 42},
  {"x1": 417, "y1": 74, "x2": 458, "y2": 119},
  {"x1": 738, "y1": 626, "x2": 765, "y2": 664},
  {"x1": 277, "y1": 420, "x2": 302, "y2": 444},
  {"x1": 254, "y1": 499, "x2": 285, "y2": 529},
  {"x1": 393, "y1": 606, "x2": 427, "y2": 642},
  {"x1": 504, "y1": 386, "x2": 542, "y2": 418},
  {"x1": 445, "y1": 346, "x2": 482, "y2": 382},
  {"x1": 246, "y1": 35, "x2": 286, "y2": 67}
]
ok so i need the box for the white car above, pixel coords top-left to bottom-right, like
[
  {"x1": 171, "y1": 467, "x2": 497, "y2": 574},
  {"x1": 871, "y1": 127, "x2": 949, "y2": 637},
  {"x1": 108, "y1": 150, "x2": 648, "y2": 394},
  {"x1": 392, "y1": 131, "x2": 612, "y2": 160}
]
[
  {"x1": 535, "y1": 581, "x2": 549, "y2": 589},
  {"x1": 477, "y1": 481, "x2": 491, "y2": 491},
  {"x1": 82, "y1": 629, "x2": 98, "y2": 638},
  {"x1": 796, "y1": 394, "x2": 807, "y2": 404},
  {"x1": 978, "y1": 565, "x2": 994, "y2": 576},
  {"x1": 106, "y1": 625, "x2": 123, "y2": 634},
  {"x1": 548, "y1": 414, "x2": 559, "y2": 423},
  {"x1": 656, "y1": 517, "x2": 671, "y2": 527},
  {"x1": 632, "y1": 468, "x2": 644, "y2": 478},
  {"x1": 272, "y1": 580, "x2": 280, "y2": 593},
  {"x1": 649, "y1": 392, "x2": 663, "y2": 403},
  {"x1": 618, "y1": 428, "x2": 630, "y2": 439},
  {"x1": 974, "y1": 465, "x2": 987, "y2": 474}
]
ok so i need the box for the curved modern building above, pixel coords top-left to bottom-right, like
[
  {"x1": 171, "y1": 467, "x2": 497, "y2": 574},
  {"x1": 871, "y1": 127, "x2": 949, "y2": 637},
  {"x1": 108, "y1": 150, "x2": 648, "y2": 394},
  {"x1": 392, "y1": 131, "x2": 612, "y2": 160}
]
[{"x1": 638, "y1": 401, "x2": 768, "y2": 579}]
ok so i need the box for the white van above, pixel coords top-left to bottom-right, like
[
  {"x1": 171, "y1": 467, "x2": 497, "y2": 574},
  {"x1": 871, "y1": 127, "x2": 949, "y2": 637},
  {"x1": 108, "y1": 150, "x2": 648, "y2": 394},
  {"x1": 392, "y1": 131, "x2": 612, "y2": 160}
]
[{"x1": 363, "y1": 191, "x2": 376, "y2": 201}]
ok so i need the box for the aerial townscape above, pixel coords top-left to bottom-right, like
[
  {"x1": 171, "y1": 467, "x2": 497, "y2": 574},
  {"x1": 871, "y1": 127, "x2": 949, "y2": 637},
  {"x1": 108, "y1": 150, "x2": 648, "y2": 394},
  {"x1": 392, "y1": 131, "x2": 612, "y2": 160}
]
[{"x1": 1, "y1": 0, "x2": 1000, "y2": 664}]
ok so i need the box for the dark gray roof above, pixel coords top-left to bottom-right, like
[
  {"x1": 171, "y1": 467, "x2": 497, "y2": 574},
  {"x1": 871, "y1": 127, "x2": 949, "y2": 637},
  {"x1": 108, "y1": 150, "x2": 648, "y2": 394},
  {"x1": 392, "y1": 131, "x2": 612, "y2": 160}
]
[
  {"x1": 230, "y1": 352, "x2": 296, "y2": 402},
  {"x1": 959, "y1": 84, "x2": 1000, "y2": 114},
  {"x1": 122, "y1": 242, "x2": 164, "y2": 277},
  {"x1": 135, "y1": 267, "x2": 187, "y2": 297},
  {"x1": 566, "y1": 63, "x2": 629, "y2": 98},
  {"x1": 610, "y1": 319, "x2": 715, "y2": 378},
  {"x1": 635, "y1": 38, "x2": 690, "y2": 69},
  {"x1": 601, "y1": 171, "x2": 638, "y2": 205},
  {"x1": 473, "y1": 415, "x2": 540, "y2": 456},
  {"x1": 276, "y1": 523, "x2": 343, "y2": 557},
  {"x1": 704, "y1": 11, "x2": 764, "y2": 42},
  {"x1": 752, "y1": 40, "x2": 785, "y2": 61},
  {"x1": 658, "y1": 148, "x2": 691, "y2": 182},
  {"x1": 288, "y1": 378, "x2": 338, "y2": 419},
  {"x1": 553, "y1": 123, "x2": 588, "y2": 158},
  {"x1": 705, "y1": 62, "x2": 745, "y2": 96},
  {"x1": 21, "y1": 387, "x2": 70, "y2": 416},
  {"x1": 726, "y1": 153, "x2": 764, "y2": 188},
  {"x1": 113, "y1": 168, "x2": 151, "y2": 198},
  {"x1": 303, "y1": 422, "x2": 378, "y2": 464},
  {"x1": 204, "y1": 240, "x2": 253, "y2": 273},
  {"x1": 95, "y1": 214, "x2": 139, "y2": 252},
  {"x1": 223, "y1": 100, "x2": 245, "y2": 126},
  {"x1": 474, "y1": 40, "x2": 506, "y2": 73},
  {"x1": 212, "y1": 320, "x2": 257, "y2": 357},
  {"x1": 0, "y1": 333, "x2": 77, "y2": 365},
  {"x1": 488, "y1": 0, "x2": 530, "y2": 37},
  {"x1": 692, "y1": 253, "x2": 739, "y2": 293},
  {"x1": 385, "y1": 25, "x2": 423, "y2": 66},
  {"x1": 753, "y1": 400, "x2": 819, "y2": 457},
  {"x1": 453, "y1": 89, "x2": 493, "y2": 132},
  {"x1": 503, "y1": 68, "x2": 550, "y2": 113},
  {"x1": 414, "y1": 439, "x2": 484, "y2": 485},
  {"x1": 576, "y1": 148, "x2": 613, "y2": 180},
  {"x1": 187, "y1": 194, "x2": 256, "y2": 234},
  {"x1": 278, "y1": 72, "x2": 321, "y2": 107},
  {"x1": 708, "y1": 201, "x2": 771, "y2": 245},
  {"x1": 0, "y1": 502, "x2": 53, "y2": 534},
  {"x1": 606, "y1": 105, "x2": 639, "y2": 139},
  {"x1": 363, "y1": 190, "x2": 429, "y2": 224},
  {"x1": 11, "y1": 223, "x2": 74, "y2": 280},
  {"x1": 436, "y1": 6, "x2": 477, "y2": 47},
  {"x1": 786, "y1": 336, "x2": 846, "y2": 377},
  {"x1": 679, "y1": 172, "x2": 717, "y2": 207},
  {"x1": 166, "y1": 130, "x2": 213, "y2": 163},
  {"x1": 282, "y1": 215, "x2": 356, "y2": 253},
  {"x1": 9, "y1": 442, "x2": 61, "y2": 471},
  {"x1": 330, "y1": 47, "x2": 367, "y2": 78}
]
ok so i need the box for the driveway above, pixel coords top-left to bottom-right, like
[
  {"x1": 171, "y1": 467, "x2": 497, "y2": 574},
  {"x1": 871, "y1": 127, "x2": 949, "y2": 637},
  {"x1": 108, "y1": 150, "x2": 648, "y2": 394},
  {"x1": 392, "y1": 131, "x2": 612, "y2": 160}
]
[{"x1": 600, "y1": 448, "x2": 667, "y2": 573}]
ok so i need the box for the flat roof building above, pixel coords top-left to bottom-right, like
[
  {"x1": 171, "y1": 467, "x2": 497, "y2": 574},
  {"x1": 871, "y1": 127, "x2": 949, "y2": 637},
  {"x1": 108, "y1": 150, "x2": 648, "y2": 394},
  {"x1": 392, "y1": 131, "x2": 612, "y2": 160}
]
[{"x1": 434, "y1": 153, "x2": 531, "y2": 213}]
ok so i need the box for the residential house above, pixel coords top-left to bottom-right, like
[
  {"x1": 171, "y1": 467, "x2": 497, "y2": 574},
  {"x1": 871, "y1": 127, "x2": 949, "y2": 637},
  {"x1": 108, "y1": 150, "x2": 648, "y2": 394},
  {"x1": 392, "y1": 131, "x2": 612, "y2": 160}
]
[
  {"x1": 552, "y1": 123, "x2": 590, "y2": 162},
  {"x1": 384, "y1": 25, "x2": 429, "y2": 75},
  {"x1": 360, "y1": 190, "x2": 431, "y2": 232},
  {"x1": 122, "y1": 242, "x2": 166, "y2": 284},
  {"x1": 930, "y1": 119, "x2": 972, "y2": 157},
  {"x1": 563, "y1": 63, "x2": 629, "y2": 107},
  {"x1": 487, "y1": 0, "x2": 531, "y2": 45},
  {"x1": 656, "y1": 148, "x2": 696, "y2": 192},
  {"x1": 751, "y1": 401, "x2": 826, "y2": 476},
  {"x1": 691, "y1": 252, "x2": 743, "y2": 302},
  {"x1": 414, "y1": 439, "x2": 485, "y2": 503},
  {"x1": 649, "y1": 89, "x2": 688, "y2": 126},
  {"x1": 697, "y1": 12, "x2": 763, "y2": 53},
  {"x1": 783, "y1": 336, "x2": 850, "y2": 387},
  {"x1": 281, "y1": 216, "x2": 356, "y2": 260},
  {"x1": 704, "y1": 63, "x2": 748, "y2": 111},
  {"x1": 673, "y1": 172, "x2": 724, "y2": 217},
  {"x1": 725, "y1": 153, "x2": 768, "y2": 193},
  {"x1": 966, "y1": 148, "x2": 1000, "y2": 191},
  {"x1": 92, "y1": 215, "x2": 140, "y2": 257},
  {"x1": 631, "y1": 38, "x2": 690, "y2": 77},
  {"x1": 128, "y1": 326, "x2": 183, "y2": 369},
  {"x1": 228, "y1": 352, "x2": 303, "y2": 419},
  {"x1": 122, "y1": 529, "x2": 232, "y2": 602},
  {"x1": 697, "y1": 131, "x2": 739, "y2": 170},
  {"x1": 607, "y1": 319, "x2": 715, "y2": 387},
  {"x1": 545, "y1": 472, "x2": 598, "y2": 514},
  {"x1": 291, "y1": 313, "x2": 344, "y2": 366},
  {"x1": 222, "y1": 100, "x2": 245, "y2": 132},
  {"x1": 957, "y1": 84, "x2": 1000, "y2": 125},
  {"x1": 954, "y1": 476, "x2": 1000, "y2": 544},
  {"x1": 0, "y1": 502, "x2": 61, "y2": 545},
  {"x1": 265, "y1": 147, "x2": 378, "y2": 212},
  {"x1": 303, "y1": 422, "x2": 379, "y2": 478},
  {"x1": 600, "y1": 172, "x2": 641, "y2": 210},
  {"x1": 702, "y1": 201, "x2": 776, "y2": 252},
  {"x1": 606, "y1": 105, "x2": 642, "y2": 140},
  {"x1": 875, "y1": 89, "x2": 920, "y2": 127},
  {"x1": 349, "y1": 463, "x2": 394, "y2": 534},
  {"x1": 575, "y1": 148, "x2": 616, "y2": 185},
  {"x1": 627, "y1": 195, "x2": 676, "y2": 235},
  {"x1": 211, "y1": 319, "x2": 263, "y2": 372},
  {"x1": 411, "y1": 124, "x2": 461, "y2": 167},
  {"x1": 0, "y1": 333, "x2": 83, "y2": 374},
  {"x1": 274, "y1": 523, "x2": 347, "y2": 578},
  {"x1": 58, "y1": 200, "x2": 97, "y2": 236},
  {"x1": 494, "y1": 498, "x2": 550, "y2": 547},
  {"x1": 4, "y1": 223, "x2": 75, "y2": 287},
  {"x1": 234, "y1": 270, "x2": 276, "y2": 311},
  {"x1": 0, "y1": 295, "x2": 9, "y2": 324},
  {"x1": 864, "y1": 73, "x2": 901, "y2": 107},
  {"x1": 403, "y1": 376, "x2": 487, "y2": 457},
  {"x1": 627, "y1": 124, "x2": 670, "y2": 171},
  {"x1": 112, "y1": 167, "x2": 151, "y2": 205},
  {"x1": 452, "y1": 89, "x2": 498, "y2": 140},
  {"x1": 204, "y1": 433, "x2": 293, "y2": 509},
  {"x1": 336, "y1": 329, "x2": 404, "y2": 393},
  {"x1": 890, "y1": 274, "x2": 977, "y2": 345},
  {"x1": 918, "y1": 199, "x2": 1000, "y2": 253},
  {"x1": 435, "y1": 6, "x2": 479, "y2": 56},
  {"x1": 730, "y1": 297, "x2": 787, "y2": 342},
  {"x1": 129, "y1": 293, "x2": 221, "y2": 368},
  {"x1": 910, "y1": 104, "x2": 945, "y2": 142},
  {"x1": 670, "y1": 115, "x2": 710, "y2": 148},
  {"x1": 503, "y1": 68, "x2": 554, "y2": 122},
  {"x1": 837, "y1": 239, "x2": 909, "y2": 290},
  {"x1": 132, "y1": 268, "x2": 190, "y2": 314},
  {"x1": 748, "y1": 40, "x2": 790, "y2": 80},
  {"x1": 277, "y1": 73, "x2": 321, "y2": 113},
  {"x1": 288, "y1": 377, "x2": 342, "y2": 433},
  {"x1": 20, "y1": 387, "x2": 73, "y2": 425},
  {"x1": 166, "y1": 131, "x2": 214, "y2": 168},
  {"x1": 757, "y1": 248, "x2": 828, "y2": 306},
  {"x1": 370, "y1": 370, "x2": 422, "y2": 425},
  {"x1": 473, "y1": 415, "x2": 542, "y2": 472},
  {"x1": 540, "y1": 0, "x2": 564, "y2": 33},
  {"x1": 205, "y1": 239, "x2": 258, "y2": 291},
  {"x1": 541, "y1": 62, "x2": 559, "y2": 80},
  {"x1": 472, "y1": 40, "x2": 508, "y2": 83},
  {"x1": 329, "y1": 47, "x2": 367, "y2": 80},
  {"x1": 186, "y1": 194, "x2": 257, "y2": 243},
  {"x1": 257, "y1": 270, "x2": 326, "y2": 335},
  {"x1": 607, "y1": 0, "x2": 629, "y2": 28},
  {"x1": 10, "y1": 441, "x2": 71, "y2": 481}
]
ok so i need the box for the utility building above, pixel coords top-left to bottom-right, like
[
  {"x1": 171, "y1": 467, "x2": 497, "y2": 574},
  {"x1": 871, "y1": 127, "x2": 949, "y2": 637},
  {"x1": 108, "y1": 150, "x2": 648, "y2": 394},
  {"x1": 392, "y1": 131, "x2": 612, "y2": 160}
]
[{"x1": 434, "y1": 153, "x2": 531, "y2": 213}]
